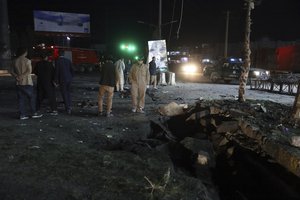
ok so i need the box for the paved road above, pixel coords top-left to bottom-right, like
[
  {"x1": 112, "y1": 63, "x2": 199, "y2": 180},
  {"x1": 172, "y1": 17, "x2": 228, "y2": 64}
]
[{"x1": 158, "y1": 75, "x2": 296, "y2": 106}]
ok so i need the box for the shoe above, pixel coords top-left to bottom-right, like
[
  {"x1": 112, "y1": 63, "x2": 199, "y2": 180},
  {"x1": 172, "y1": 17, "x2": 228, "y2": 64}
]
[
  {"x1": 154, "y1": 87, "x2": 158, "y2": 90},
  {"x1": 98, "y1": 111, "x2": 104, "y2": 116},
  {"x1": 49, "y1": 110, "x2": 58, "y2": 116},
  {"x1": 32, "y1": 112, "x2": 43, "y2": 119},
  {"x1": 137, "y1": 109, "x2": 145, "y2": 114},
  {"x1": 67, "y1": 109, "x2": 72, "y2": 115},
  {"x1": 20, "y1": 116, "x2": 29, "y2": 120},
  {"x1": 106, "y1": 113, "x2": 113, "y2": 117},
  {"x1": 132, "y1": 108, "x2": 137, "y2": 113}
]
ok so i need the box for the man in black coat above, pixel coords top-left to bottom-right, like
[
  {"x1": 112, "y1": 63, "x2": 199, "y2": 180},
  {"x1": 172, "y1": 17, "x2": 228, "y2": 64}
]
[
  {"x1": 34, "y1": 54, "x2": 57, "y2": 115},
  {"x1": 54, "y1": 50, "x2": 74, "y2": 114},
  {"x1": 149, "y1": 56, "x2": 157, "y2": 89},
  {"x1": 98, "y1": 55, "x2": 116, "y2": 117}
]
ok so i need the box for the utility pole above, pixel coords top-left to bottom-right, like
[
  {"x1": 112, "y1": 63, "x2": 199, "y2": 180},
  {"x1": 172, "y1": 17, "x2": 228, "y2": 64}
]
[
  {"x1": 0, "y1": 0, "x2": 11, "y2": 70},
  {"x1": 224, "y1": 10, "x2": 230, "y2": 58},
  {"x1": 158, "y1": 0, "x2": 162, "y2": 39}
]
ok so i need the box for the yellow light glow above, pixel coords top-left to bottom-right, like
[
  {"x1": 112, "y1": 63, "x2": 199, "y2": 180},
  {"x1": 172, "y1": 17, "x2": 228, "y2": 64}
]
[{"x1": 183, "y1": 64, "x2": 197, "y2": 73}]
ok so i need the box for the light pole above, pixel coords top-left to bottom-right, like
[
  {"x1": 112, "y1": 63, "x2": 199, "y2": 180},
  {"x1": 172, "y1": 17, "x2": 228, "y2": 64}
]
[
  {"x1": 138, "y1": 0, "x2": 177, "y2": 40},
  {"x1": 137, "y1": 19, "x2": 177, "y2": 40},
  {"x1": 224, "y1": 10, "x2": 230, "y2": 58},
  {"x1": 158, "y1": 0, "x2": 162, "y2": 39}
]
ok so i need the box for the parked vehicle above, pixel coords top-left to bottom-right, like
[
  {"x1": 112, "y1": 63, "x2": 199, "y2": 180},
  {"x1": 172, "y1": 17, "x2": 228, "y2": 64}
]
[
  {"x1": 252, "y1": 44, "x2": 300, "y2": 73},
  {"x1": 31, "y1": 45, "x2": 100, "y2": 72},
  {"x1": 203, "y1": 57, "x2": 242, "y2": 83},
  {"x1": 203, "y1": 57, "x2": 270, "y2": 83}
]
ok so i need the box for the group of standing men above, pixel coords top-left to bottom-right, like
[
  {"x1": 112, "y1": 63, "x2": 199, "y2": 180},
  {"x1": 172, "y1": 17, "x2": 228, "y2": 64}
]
[
  {"x1": 10, "y1": 47, "x2": 74, "y2": 120},
  {"x1": 10, "y1": 48, "x2": 157, "y2": 119},
  {"x1": 98, "y1": 55, "x2": 159, "y2": 117}
]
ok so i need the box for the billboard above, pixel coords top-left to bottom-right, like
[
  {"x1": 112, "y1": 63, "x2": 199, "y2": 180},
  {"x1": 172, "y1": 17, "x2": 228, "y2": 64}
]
[
  {"x1": 148, "y1": 40, "x2": 168, "y2": 71},
  {"x1": 33, "y1": 10, "x2": 90, "y2": 34}
]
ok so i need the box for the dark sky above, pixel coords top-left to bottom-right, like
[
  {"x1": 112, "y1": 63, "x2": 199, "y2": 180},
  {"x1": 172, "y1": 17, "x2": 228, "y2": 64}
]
[{"x1": 6, "y1": 0, "x2": 300, "y2": 49}]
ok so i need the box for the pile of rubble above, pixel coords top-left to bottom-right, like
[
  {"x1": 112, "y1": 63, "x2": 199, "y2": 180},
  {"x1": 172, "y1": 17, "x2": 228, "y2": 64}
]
[{"x1": 154, "y1": 99, "x2": 300, "y2": 178}]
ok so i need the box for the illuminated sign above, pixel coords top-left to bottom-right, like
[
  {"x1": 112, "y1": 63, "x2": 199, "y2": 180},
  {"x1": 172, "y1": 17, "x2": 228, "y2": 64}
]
[{"x1": 148, "y1": 40, "x2": 168, "y2": 71}]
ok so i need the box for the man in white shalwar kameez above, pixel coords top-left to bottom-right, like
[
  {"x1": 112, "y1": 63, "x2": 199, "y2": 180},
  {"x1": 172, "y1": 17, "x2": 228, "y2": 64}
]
[{"x1": 114, "y1": 58, "x2": 125, "y2": 92}]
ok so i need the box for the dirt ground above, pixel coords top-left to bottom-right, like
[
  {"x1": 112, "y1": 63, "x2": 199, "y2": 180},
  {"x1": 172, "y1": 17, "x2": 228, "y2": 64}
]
[
  {"x1": 0, "y1": 72, "x2": 218, "y2": 200},
  {"x1": 0, "y1": 72, "x2": 298, "y2": 199}
]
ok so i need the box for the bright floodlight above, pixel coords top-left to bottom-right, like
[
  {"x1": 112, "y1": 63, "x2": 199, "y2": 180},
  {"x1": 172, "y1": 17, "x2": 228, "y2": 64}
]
[
  {"x1": 120, "y1": 43, "x2": 136, "y2": 52},
  {"x1": 183, "y1": 64, "x2": 197, "y2": 73},
  {"x1": 67, "y1": 37, "x2": 71, "y2": 40},
  {"x1": 127, "y1": 45, "x2": 136, "y2": 52},
  {"x1": 120, "y1": 44, "x2": 126, "y2": 50}
]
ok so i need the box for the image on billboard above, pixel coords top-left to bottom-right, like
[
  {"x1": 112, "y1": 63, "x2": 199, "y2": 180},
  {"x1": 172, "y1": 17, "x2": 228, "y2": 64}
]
[
  {"x1": 33, "y1": 10, "x2": 90, "y2": 34},
  {"x1": 148, "y1": 40, "x2": 168, "y2": 72}
]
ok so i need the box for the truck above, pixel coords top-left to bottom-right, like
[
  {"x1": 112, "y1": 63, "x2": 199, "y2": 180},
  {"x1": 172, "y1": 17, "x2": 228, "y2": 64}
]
[
  {"x1": 252, "y1": 44, "x2": 300, "y2": 73},
  {"x1": 31, "y1": 45, "x2": 100, "y2": 72}
]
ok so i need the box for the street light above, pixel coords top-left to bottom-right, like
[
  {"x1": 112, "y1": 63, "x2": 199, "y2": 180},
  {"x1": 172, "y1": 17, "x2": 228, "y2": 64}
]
[{"x1": 119, "y1": 43, "x2": 137, "y2": 53}]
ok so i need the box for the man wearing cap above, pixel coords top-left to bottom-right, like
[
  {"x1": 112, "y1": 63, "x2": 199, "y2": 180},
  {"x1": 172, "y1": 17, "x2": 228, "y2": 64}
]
[{"x1": 128, "y1": 56, "x2": 150, "y2": 113}]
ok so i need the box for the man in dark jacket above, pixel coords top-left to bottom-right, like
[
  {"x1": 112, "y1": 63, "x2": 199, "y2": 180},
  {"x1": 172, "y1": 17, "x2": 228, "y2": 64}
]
[
  {"x1": 149, "y1": 56, "x2": 157, "y2": 89},
  {"x1": 34, "y1": 54, "x2": 57, "y2": 115},
  {"x1": 98, "y1": 55, "x2": 116, "y2": 117},
  {"x1": 54, "y1": 50, "x2": 74, "y2": 114}
]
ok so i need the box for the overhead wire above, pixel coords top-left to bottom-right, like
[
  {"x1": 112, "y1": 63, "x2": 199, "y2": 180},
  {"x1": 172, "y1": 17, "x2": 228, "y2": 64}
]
[{"x1": 176, "y1": 0, "x2": 184, "y2": 39}]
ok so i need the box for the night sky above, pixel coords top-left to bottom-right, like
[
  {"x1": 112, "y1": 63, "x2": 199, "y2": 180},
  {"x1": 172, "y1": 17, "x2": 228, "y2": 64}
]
[{"x1": 6, "y1": 0, "x2": 300, "y2": 50}]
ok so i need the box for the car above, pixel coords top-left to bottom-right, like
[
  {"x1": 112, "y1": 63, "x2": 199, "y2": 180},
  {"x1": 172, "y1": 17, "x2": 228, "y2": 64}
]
[
  {"x1": 203, "y1": 57, "x2": 243, "y2": 83},
  {"x1": 248, "y1": 67, "x2": 270, "y2": 80},
  {"x1": 203, "y1": 57, "x2": 270, "y2": 83},
  {"x1": 179, "y1": 62, "x2": 202, "y2": 75}
]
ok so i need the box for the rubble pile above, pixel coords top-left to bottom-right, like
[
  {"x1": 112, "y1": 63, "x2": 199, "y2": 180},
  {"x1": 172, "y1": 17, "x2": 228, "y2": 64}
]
[
  {"x1": 149, "y1": 99, "x2": 300, "y2": 198},
  {"x1": 153, "y1": 99, "x2": 300, "y2": 178}
]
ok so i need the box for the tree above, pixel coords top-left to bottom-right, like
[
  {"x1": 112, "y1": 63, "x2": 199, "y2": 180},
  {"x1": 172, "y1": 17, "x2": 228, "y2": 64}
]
[
  {"x1": 238, "y1": 0, "x2": 255, "y2": 102},
  {"x1": 293, "y1": 83, "x2": 300, "y2": 119}
]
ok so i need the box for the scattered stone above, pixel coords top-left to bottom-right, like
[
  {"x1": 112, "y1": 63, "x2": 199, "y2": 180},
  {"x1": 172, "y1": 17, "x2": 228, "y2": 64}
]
[
  {"x1": 290, "y1": 136, "x2": 300, "y2": 148},
  {"x1": 219, "y1": 138, "x2": 229, "y2": 146},
  {"x1": 158, "y1": 102, "x2": 187, "y2": 117},
  {"x1": 216, "y1": 120, "x2": 239, "y2": 133},
  {"x1": 180, "y1": 137, "x2": 215, "y2": 167},
  {"x1": 227, "y1": 147, "x2": 235, "y2": 157},
  {"x1": 197, "y1": 153, "x2": 209, "y2": 165},
  {"x1": 185, "y1": 110, "x2": 210, "y2": 121},
  {"x1": 29, "y1": 145, "x2": 40, "y2": 149}
]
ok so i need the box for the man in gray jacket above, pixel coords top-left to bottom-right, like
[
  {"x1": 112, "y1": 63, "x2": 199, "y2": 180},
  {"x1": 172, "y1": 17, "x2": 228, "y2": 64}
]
[{"x1": 10, "y1": 48, "x2": 42, "y2": 120}]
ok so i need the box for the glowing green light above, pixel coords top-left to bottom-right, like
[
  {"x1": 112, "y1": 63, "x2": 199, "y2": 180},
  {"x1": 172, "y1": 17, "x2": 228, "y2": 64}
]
[
  {"x1": 128, "y1": 45, "x2": 136, "y2": 52},
  {"x1": 120, "y1": 43, "x2": 136, "y2": 53},
  {"x1": 120, "y1": 44, "x2": 126, "y2": 50}
]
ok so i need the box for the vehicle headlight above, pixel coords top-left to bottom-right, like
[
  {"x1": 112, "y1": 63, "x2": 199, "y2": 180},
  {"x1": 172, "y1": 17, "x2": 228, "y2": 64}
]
[
  {"x1": 253, "y1": 71, "x2": 260, "y2": 76},
  {"x1": 183, "y1": 64, "x2": 197, "y2": 73}
]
